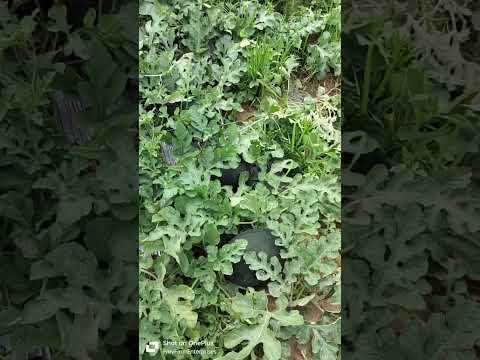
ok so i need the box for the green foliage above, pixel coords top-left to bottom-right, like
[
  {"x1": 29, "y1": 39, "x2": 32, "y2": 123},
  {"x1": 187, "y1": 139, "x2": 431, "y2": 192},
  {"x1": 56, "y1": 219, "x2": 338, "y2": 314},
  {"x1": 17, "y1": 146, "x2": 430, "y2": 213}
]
[
  {"x1": 0, "y1": 1, "x2": 137, "y2": 359},
  {"x1": 258, "y1": 95, "x2": 340, "y2": 177},
  {"x1": 306, "y1": 0, "x2": 341, "y2": 79},
  {"x1": 343, "y1": 1, "x2": 480, "y2": 358},
  {"x1": 307, "y1": 34, "x2": 341, "y2": 79},
  {"x1": 139, "y1": 0, "x2": 340, "y2": 359},
  {"x1": 246, "y1": 35, "x2": 297, "y2": 98}
]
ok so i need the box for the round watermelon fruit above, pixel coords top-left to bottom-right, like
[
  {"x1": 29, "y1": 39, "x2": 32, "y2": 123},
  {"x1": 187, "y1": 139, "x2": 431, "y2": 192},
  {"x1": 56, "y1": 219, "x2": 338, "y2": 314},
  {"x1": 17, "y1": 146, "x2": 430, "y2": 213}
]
[{"x1": 227, "y1": 229, "x2": 281, "y2": 287}]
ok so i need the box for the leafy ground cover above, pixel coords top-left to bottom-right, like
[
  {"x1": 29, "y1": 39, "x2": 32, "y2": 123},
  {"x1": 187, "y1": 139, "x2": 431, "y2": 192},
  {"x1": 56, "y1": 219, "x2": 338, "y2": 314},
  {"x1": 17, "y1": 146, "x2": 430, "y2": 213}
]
[
  {"x1": 343, "y1": 1, "x2": 480, "y2": 358},
  {"x1": 0, "y1": 1, "x2": 138, "y2": 359},
  {"x1": 139, "y1": 0, "x2": 341, "y2": 359}
]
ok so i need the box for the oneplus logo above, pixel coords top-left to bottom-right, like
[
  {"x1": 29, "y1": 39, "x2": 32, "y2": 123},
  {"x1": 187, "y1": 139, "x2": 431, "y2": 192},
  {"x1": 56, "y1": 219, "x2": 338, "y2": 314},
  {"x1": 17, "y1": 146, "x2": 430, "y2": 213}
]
[{"x1": 146, "y1": 341, "x2": 160, "y2": 353}]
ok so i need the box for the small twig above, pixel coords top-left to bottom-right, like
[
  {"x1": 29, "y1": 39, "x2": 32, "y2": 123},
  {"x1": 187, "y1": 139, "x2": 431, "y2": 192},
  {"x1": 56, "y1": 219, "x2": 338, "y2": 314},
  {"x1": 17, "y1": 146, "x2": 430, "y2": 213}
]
[
  {"x1": 216, "y1": 281, "x2": 231, "y2": 299},
  {"x1": 40, "y1": 279, "x2": 48, "y2": 296},
  {"x1": 1, "y1": 284, "x2": 10, "y2": 307},
  {"x1": 140, "y1": 268, "x2": 157, "y2": 280}
]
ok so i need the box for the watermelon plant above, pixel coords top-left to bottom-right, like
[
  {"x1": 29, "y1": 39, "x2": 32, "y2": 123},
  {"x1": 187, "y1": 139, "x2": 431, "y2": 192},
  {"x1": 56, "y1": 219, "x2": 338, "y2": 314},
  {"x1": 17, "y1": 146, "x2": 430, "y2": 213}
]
[
  {"x1": 342, "y1": 0, "x2": 480, "y2": 358},
  {"x1": 139, "y1": 1, "x2": 341, "y2": 359},
  {"x1": 0, "y1": 1, "x2": 138, "y2": 359}
]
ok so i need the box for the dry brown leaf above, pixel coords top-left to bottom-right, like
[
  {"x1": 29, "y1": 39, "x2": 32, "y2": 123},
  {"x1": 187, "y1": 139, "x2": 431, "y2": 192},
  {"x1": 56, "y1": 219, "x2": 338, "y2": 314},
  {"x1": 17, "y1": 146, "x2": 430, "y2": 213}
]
[
  {"x1": 390, "y1": 318, "x2": 407, "y2": 337},
  {"x1": 316, "y1": 299, "x2": 341, "y2": 314},
  {"x1": 302, "y1": 302, "x2": 324, "y2": 323},
  {"x1": 267, "y1": 295, "x2": 277, "y2": 312},
  {"x1": 236, "y1": 105, "x2": 256, "y2": 123},
  {"x1": 289, "y1": 338, "x2": 312, "y2": 360},
  {"x1": 334, "y1": 255, "x2": 341, "y2": 267}
]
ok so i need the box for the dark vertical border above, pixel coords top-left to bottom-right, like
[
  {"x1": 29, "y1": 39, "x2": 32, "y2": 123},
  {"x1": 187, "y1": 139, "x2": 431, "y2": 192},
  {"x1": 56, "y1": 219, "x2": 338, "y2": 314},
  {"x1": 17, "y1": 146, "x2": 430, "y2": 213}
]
[
  {"x1": 0, "y1": 1, "x2": 138, "y2": 358},
  {"x1": 342, "y1": 1, "x2": 480, "y2": 358}
]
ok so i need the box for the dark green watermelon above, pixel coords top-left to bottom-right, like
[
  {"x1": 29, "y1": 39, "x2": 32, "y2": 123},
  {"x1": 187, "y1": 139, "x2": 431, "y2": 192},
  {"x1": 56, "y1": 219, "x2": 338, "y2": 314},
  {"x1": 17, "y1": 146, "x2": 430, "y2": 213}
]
[
  {"x1": 217, "y1": 161, "x2": 259, "y2": 191},
  {"x1": 227, "y1": 229, "x2": 280, "y2": 287}
]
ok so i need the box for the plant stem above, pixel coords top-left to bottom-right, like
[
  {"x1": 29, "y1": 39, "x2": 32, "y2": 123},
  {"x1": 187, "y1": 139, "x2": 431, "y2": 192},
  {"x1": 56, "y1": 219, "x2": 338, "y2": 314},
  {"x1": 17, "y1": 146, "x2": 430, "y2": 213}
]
[
  {"x1": 140, "y1": 268, "x2": 157, "y2": 280},
  {"x1": 40, "y1": 279, "x2": 48, "y2": 295},
  {"x1": 361, "y1": 43, "x2": 374, "y2": 115},
  {"x1": 216, "y1": 281, "x2": 231, "y2": 299},
  {"x1": 2, "y1": 283, "x2": 10, "y2": 307},
  {"x1": 98, "y1": 0, "x2": 103, "y2": 24}
]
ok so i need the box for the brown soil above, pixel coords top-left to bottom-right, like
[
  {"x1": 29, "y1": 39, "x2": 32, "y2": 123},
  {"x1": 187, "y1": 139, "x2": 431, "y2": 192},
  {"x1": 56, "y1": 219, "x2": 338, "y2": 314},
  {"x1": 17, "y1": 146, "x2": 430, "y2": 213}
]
[
  {"x1": 319, "y1": 74, "x2": 341, "y2": 96},
  {"x1": 303, "y1": 74, "x2": 341, "y2": 98}
]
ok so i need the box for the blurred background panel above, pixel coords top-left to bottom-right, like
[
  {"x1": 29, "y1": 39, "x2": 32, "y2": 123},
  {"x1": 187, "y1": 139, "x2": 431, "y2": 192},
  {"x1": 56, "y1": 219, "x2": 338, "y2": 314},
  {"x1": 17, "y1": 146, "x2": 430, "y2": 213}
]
[
  {"x1": 0, "y1": 1, "x2": 139, "y2": 359},
  {"x1": 342, "y1": 1, "x2": 480, "y2": 359}
]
